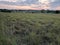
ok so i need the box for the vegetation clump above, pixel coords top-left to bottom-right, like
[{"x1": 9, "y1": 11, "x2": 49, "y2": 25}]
[{"x1": 0, "y1": 12, "x2": 60, "y2": 45}]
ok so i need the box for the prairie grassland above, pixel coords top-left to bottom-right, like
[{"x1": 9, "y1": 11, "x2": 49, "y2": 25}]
[{"x1": 0, "y1": 12, "x2": 60, "y2": 45}]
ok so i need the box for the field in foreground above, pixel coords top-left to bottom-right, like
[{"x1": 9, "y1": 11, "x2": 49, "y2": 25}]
[{"x1": 0, "y1": 12, "x2": 60, "y2": 45}]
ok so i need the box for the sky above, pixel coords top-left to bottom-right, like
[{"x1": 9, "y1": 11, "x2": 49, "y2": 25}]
[{"x1": 0, "y1": 0, "x2": 60, "y2": 10}]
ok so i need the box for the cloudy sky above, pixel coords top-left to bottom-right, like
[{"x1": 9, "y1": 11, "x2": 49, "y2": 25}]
[{"x1": 0, "y1": 0, "x2": 60, "y2": 10}]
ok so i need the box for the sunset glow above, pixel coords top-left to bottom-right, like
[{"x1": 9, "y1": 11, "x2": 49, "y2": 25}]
[{"x1": 0, "y1": 0, "x2": 60, "y2": 10}]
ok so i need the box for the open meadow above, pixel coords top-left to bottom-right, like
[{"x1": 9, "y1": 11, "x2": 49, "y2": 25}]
[{"x1": 0, "y1": 12, "x2": 60, "y2": 45}]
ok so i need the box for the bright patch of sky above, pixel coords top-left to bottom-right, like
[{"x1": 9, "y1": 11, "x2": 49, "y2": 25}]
[{"x1": 39, "y1": 0, "x2": 55, "y2": 3}]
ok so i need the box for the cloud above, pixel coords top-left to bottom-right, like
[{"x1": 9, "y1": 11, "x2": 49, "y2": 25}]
[
  {"x1": 0, "y1": 0, "x2": 60, "y2": 10},
  {"x1": 51, "y1": 0, "x2": 55, "y2": 2},
  {"x1": 0, "y1": 0, "x2": 39, "y2": 5},
  {"x1": 50, "y1": 0, "x2": 60, "y2": 10},
  {"x1": 55, "y1": 6, "x2": 60, "y2": 10},
  {"x1": 0, "y1": 0, "x2": 17, "y2": 2},
  {"x1": 39, "y1": 0, "x2": 49, "y2": 3},
  {"x1": 0, "y1": 4, "x2": 17, "y2": 9},
  {"x1": 38, "y1": 0, "x2": 51, "y2": 10},
  {"x1": 0, "y1": 4, "x2": 50, "y2": 10},
  {"x1": 0, "y1": 4, "x2": 36, "y2": 9}
]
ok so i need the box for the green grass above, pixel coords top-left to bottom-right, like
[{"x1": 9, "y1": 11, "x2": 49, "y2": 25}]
[{"x1": 0, "y1": 12, "x2": 60, "y2": 45}]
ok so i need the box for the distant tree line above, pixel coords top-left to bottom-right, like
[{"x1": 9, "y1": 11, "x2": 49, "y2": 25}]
[
  {"x1": 41, "y1": 9, "x2": 60, "y2": 14},
  {"x1": 0, "y1": 9, "x2": 60, "y2": 14},
  {"x1": 0, "y1": 9, "x2": 12, "y2": 12}
]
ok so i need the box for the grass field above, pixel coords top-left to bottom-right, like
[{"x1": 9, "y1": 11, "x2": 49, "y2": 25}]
[{"x1": 0, "y1": 12, "x2": 60, "y2": 45}]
